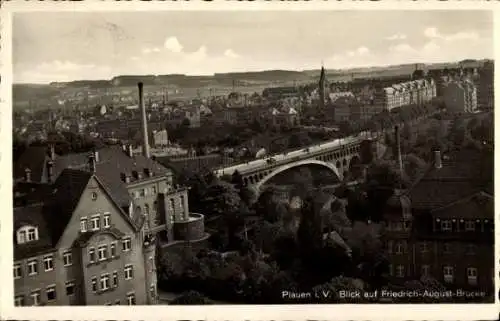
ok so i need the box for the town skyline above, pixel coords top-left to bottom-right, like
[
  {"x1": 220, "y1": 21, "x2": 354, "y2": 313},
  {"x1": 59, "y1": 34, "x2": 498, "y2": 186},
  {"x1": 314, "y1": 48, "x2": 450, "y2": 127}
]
[{"x1": 14, "y1": 10, "x2": 493, "y2": 84}]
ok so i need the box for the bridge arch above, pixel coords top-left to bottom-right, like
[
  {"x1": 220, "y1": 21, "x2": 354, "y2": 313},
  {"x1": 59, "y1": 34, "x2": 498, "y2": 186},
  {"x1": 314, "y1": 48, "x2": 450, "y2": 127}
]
[{"x1": 254, "y1": 159, "x2": 342, "y2": 193}]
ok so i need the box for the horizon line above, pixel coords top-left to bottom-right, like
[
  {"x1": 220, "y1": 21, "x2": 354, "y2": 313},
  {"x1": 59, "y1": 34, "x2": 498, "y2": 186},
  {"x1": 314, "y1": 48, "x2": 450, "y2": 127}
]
[{"x1": 13, "y1": 57, "x2": 493, "y2": 86}]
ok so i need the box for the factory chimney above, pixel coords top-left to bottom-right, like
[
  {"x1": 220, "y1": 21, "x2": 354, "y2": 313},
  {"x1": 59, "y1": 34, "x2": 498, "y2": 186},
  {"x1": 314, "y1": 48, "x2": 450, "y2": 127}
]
[
  {"x1": 394, "y1": 125, "x2": 404, "y2": 185},
  {"x1": 138, "y1": 82, "x2": 150, "y2": 159}
]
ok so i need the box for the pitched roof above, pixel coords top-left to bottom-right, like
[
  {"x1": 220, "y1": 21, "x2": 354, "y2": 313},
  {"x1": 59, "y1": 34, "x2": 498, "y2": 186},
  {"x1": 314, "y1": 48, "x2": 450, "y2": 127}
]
[
  {"x1": 14, "y1": 146, "x2": 49, "y2": 182},
  {"x1": 13, "y1": 203, "x2": 54, "y2": 261},
  {"x1": 408, "y1": 148, "x2": 493, "y2": 210},
  {"x1": 52, "y1": 146, "x2": 171, "y2": 207},
  {"x1": 430, "y1": 191, "x2": 493, "y2": 219},
  {"x1": 14, "y1": 168, "x2": 142, "y2": 260}
]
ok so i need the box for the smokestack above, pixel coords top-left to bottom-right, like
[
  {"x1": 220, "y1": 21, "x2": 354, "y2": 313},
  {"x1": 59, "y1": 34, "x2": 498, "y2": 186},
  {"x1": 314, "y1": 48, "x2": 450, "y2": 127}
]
[
  {"x1": 138, "y1": 82, "x2": 150, "y2": 159},
  {"x1": 46, "y1": 161, "x2": 54, "y2": 183},
  {"x1": 88, "y1": 154, "x2": 96, "y2": 173},
  {"x1": 394, "y1": 125, "x2": 404, "y2": 177},
  {"x1": 434, "y1": 150, "x2": 442, "y2": 169},
  {"x1": 24, "y1": 168, "x2": 31, "y2": 182},
  {"x1": 49, "y1": 144, "x2": 56, "y2": 161}
]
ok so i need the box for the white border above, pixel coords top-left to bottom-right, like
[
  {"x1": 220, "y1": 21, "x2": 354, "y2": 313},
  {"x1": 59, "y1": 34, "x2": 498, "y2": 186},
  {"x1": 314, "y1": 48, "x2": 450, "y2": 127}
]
[{"x1": 1, "y1": 1, "x2": 499, "y2": 320}]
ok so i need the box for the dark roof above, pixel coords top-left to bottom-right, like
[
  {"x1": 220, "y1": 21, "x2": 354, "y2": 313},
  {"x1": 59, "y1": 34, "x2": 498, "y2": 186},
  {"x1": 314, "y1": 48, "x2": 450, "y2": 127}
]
[
  {"x1": 43, "y1": 169, "x2": 94, "y2": 246},
  {"x1": 13, "y1": 203, "x2": 54, "y2": 261},
  {"x1": 14, "y1": 146, "x2": 49, "y2": 182},
  {"x1": 408, "y1": 148, "x2": 493, "y2": 210},
  {"x1": 14, "y1": 168, "x2": 142, "y2": 260},
  {"x1": 53, "y1": 146, "x2": 171, "y2": 207},
  {"x1": 431, "y1": 191, "x2": 493, "y2": 219}
]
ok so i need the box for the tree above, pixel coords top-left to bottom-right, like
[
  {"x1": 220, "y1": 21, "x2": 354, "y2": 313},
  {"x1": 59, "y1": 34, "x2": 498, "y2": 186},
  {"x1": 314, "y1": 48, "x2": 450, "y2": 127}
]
[
  {"x1": 200, "y1": 180, "x2": 241, "y2": 218},
  {"x1": 297, "y1": 194, "x2": 324, "y2": 260},
  {"x1": 170, "y1": 290, "x2": 212, "y2": 305}
]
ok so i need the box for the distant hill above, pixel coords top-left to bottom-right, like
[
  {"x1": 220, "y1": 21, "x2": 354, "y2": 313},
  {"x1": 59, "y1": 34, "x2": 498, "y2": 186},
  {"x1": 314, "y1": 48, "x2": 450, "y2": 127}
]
[{"x1": 15, "y1": 59, "x2": 491, "y2": 99}]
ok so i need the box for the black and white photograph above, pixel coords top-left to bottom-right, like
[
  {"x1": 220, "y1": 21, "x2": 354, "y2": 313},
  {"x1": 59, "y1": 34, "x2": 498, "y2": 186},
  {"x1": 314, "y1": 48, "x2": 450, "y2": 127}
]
[{"x1": 2, "y1": 4, "x2": 497, "y2": 316}]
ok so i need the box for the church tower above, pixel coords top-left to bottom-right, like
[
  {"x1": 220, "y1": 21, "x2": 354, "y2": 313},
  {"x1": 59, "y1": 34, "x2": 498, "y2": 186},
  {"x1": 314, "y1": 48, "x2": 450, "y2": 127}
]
[{"x1": 318, "y1": 64, "x2": 326, "y2": 109}]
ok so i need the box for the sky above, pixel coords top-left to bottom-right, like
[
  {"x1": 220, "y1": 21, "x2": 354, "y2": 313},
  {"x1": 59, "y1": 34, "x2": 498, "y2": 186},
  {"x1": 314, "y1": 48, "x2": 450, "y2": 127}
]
[{"x1": 13, "y1": 10, "x2": 494, "y2": 84}]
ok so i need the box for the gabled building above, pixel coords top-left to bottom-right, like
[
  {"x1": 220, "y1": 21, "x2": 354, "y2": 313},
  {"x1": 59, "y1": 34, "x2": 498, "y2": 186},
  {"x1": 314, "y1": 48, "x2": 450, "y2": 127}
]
[
  {"x1": 383, "y1": 147, "x2": 494, "y2": 294},
  {"x1": 14, "y1": 168, "x2": 156, "y2": 306}
]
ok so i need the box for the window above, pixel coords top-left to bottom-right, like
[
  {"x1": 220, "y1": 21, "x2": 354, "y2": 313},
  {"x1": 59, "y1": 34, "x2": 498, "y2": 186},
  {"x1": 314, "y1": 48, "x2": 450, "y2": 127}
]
[
  {"x1": 396, "y1": 265, "x2": 405, "y2": 278},
  {"x1": 90, "y1": 216, "x2": 100, "y2": 231},
  {"x1": 63, "y1": 251, "x2": 72, "y2": 266},
  {"x1": 43, "y1": 255, "x2": 54, "y2": 271},
  {"x1": 91, "y1": 192, "x2": 98, "y2": 201},
  {"x1": 113, "y1": 271, "x2": 118, "y2": 287},
  {"x1": 443, "y1": 266, "x2": 454, "y2": 283},
  {"x1": 443, "y1": 243, "x2": 452, "y2": 254},
  {"x1": 110, "y1": 242, "x2": 117, "y2": 257},
  {"x1": 46, "y1": 286, "x2": 56, "y2": 301},
  {"x1": 127, "y1": 293, "x2": 136, "y2": 305},
  {"x1": 30, "y1": 290, "x2": 41, "y2": 306},
  {"x1": 152, "y1": 186, "x2": 157, "y2": 194},
  {"x1": 98, "y1": 245, "x2": 108, "y2": 261},
  {"x1": 465, "y1": 244, "x2": 476, "y2": 255},
  {"x1": 386, "y1": 241, "x2": 393, "y2": 254},
  {"x1": 145, "y1": 204, "x2": 150, "y2": 215},
  {"x1": 66, "y1": 281, "x2": 75, "y2": 296},
  {"x1": 103, "y1": 214, "x2": 111, "y2": 228},
  {"x1": 122, "y1": 237, "x2": 131, "y2": 251},
  {"x1": 150, "y1": 284, "x2": 156, "y2": 298},
  {"x1": 80, "y1": 217, "x2": 88, "y2": 232},
  {"x1": 14, "y1": 295, "x2": 25, "y2": 306},
  {"x1": 467, "y1": 267, "x2": 478, "y2": 285},
  {"x1": 395, "y1": 241, "x2": 406, "y2": 254},
  {"x1": 441, "y1": 220, "x2": 452, "y2": 231},
  {"x1": 13, "y1": 264, "x2": 22, "y2": 279},
  {"x1": 124, "y1": 265, "x2": 134, "y2": 280},
  {"x1": 169, "y1": 198, "x2": 175, "y2": 212},
  {"x1": 88, "y1": 248, "x2": 96, "y2": 263},
  {"x1": 421, "y1": 265, "x2": 430, "y2": 277},
  {"x1": 17, "y1": 226, "x2": 39, "y2": 244},
  {"x1": 17, "y1": 230, "x2": 26, "y2": 244},
  {"x1": 140, "y1": 189, "x2": 146, "y2": 197},
  {"x1": 27, "y1": 260, "x2": 38, "y2": 276},
  {"x1": 420, "y1": 242, "x2": 429, "y2": 253},
  {"x1": 465, "y1": 221, "x2": 476, "y2": 231},
  {"x1": 100, "y1": 274, "x2": 110, "y2": 291},
  {"x1": 91, "y1": 277, "x2": 98, "y2": 292},
  {"x1": 27, "y1": 227, "x2": 38, "y2": 241}
]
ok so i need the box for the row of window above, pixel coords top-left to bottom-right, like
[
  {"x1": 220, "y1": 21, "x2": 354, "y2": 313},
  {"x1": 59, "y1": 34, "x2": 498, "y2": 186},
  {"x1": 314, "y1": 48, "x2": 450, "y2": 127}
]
[
  {"x1": 80, "y1": 213, "x2": 111, "y2": 233},
  {"x1": 131, "y1": 186, "x2": 157, "y2": 199},
  {"x1": 389, "y1": 265, "x2": 479, "y2": 285},
  {"x1": 90, "y1": 266, "x2": 134, "y2": 293},
  {"x1": 14, "y1": 287, "x2": 136, "y2": 306},
  {"x1": 439, "y1": 219, "x2": 483, "y2": 232},
  {"x1": 88, "y1": 238, "x2": 131, "y2": 263},
  {"x1": 387, "y1": 241, "x2": 478, "y2": 255},
  {"x1": 14, "y1": 282, "x2": 71, "y2": 306},
  {"x1": 14, "y1": 239, "x2": 132, "y2": 279},
  {"x1": 14, "y1": 254, "x2": 59, "y2": 278}
]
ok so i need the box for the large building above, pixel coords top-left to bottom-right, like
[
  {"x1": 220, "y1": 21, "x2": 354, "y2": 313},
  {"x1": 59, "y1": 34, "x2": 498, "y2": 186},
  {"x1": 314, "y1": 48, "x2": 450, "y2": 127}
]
[
  {"x1": 374, "y1": 79, "x2": 437, "y2": 112},
  {"x1": 442, "y1": 80, "x2": 478, "y2": 113},
  {"x1": 383, "y1": 128, "x2": 493, "y2": 294},
  {"x1": 13, "y1": 83, "x2": 209, "y2": 306},
  {"x1": 14, "y1": 167, "x2": 157, "y2": 306}
]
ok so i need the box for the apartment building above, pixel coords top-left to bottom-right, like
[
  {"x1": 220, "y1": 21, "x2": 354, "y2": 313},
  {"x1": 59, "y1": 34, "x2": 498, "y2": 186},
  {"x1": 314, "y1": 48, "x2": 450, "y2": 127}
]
[
  {"x1": 374, "y1": 79, "x2": 437, "y2": 112},
  {"x1": 383, "y1": 149, "x2": 494, "y2": 293},
  {"x1": 14, "y1": 168, "x2": 156, "y2": 306},
  {"x1": 443, "y1": 80, "x2": 478, "y2": 113}
]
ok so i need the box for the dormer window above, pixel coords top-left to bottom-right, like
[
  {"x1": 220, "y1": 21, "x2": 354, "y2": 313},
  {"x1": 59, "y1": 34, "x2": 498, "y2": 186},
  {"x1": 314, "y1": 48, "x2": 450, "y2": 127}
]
[
  {"x1": 465, "y1": 221, "x2": 476, "y2": 231},
  {"x1": 16, "y1": 226, "x2": 39, "y2": 244},
  {"x1": 440, "y1": 220, "x2": 452, "y2": 231}
]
